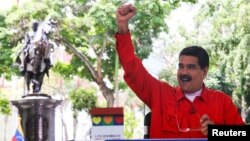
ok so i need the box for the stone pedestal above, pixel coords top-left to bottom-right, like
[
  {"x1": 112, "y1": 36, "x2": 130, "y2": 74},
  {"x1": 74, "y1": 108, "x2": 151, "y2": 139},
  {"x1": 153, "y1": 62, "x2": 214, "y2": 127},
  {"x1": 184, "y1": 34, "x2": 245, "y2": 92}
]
[{"x1": 11, "y1": 94, "x2": 61, "y2": 141}]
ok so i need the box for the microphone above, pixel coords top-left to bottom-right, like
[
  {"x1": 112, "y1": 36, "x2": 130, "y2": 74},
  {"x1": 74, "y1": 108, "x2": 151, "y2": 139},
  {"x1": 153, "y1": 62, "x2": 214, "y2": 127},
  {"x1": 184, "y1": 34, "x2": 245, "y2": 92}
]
[{"x1": 144, "y1": 112, "x2": 151, "y2": 139}]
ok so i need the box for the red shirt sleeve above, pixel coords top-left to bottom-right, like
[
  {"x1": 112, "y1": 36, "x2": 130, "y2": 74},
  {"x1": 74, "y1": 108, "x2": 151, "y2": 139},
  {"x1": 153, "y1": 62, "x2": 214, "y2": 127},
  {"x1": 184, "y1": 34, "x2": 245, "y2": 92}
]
[
  {"x1": 223, "y1": 95, "x2": 245, "y2": 124},
  {"x1": 115, "y1": 32, "x2": 169, "y2": 108}
]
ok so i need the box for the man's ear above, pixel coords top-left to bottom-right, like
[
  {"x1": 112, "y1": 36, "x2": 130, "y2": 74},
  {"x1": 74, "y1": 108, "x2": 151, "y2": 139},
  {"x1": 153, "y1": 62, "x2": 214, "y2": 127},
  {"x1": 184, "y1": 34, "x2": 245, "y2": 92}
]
[{"x1": 202, "y1": 66, "x2": 209, "y2": 78}]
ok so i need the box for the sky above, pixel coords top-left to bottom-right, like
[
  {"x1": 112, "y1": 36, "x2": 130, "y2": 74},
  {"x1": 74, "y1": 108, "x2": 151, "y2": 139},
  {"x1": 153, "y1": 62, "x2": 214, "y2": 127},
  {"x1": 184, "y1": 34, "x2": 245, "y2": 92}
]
[
  {"x1": 0, "y1": 0, "x2": 31, "y2": 11},
  {"x1": 0, "y1": 0, "x2": 15, "y2": 10}
]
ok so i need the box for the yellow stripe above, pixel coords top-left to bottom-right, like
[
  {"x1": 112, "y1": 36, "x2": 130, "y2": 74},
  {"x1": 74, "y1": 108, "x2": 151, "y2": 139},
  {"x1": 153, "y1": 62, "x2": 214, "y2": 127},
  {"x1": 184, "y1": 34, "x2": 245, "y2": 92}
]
[{"x1": 17, "y1": 116, "x2": 24, "y2": 136}]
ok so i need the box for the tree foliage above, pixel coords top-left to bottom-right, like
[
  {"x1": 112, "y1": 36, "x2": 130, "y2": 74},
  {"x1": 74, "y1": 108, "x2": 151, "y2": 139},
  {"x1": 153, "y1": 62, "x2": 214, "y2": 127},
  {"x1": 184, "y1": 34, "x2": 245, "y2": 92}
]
[
  {"x1": 0, "y1": 0, "x2": 197, "y2": 107},
  {"x1": 69, "y1": 87, "x2": 97, "y2": 139},
  {"x1": 124, "y1": 106, "x2": 139, "y2": 139},
  {"x1": 69, "y1": 87, "x2": 97, "y2": 113},
  {"x1": 156, "y1": 0, "x2": 250, "y2": 123},
  {"x1": 194, "y1": 0, "x2": 250, "y2": 121},
  {"x1": 0, "y1": 92, "x2": 11, "y2": 115},
  {"x1": 157, "y1": 0, "x2": 250, "y2": 122}
]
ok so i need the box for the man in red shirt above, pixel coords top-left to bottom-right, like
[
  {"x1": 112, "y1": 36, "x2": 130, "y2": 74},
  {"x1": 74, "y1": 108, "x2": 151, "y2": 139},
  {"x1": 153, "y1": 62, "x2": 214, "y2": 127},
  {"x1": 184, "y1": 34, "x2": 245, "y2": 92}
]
[{"x1": 115, "y1": 4, "x2": 245, "y2": 138}]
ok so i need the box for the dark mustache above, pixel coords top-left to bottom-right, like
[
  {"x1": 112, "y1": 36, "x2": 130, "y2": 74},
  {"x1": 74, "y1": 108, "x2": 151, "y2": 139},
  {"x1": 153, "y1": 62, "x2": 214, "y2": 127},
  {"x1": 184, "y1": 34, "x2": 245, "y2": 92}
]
[{"x1": 179, "y1": 75, "x2": 192, "y2": 82}]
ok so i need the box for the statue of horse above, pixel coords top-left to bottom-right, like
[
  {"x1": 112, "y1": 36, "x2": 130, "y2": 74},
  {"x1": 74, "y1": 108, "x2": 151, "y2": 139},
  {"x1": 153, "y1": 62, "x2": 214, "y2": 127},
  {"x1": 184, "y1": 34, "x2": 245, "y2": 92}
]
[
  {"x1": 16, "y1": 19, "x2": 56, "y2": 95},
  {"x1": 24, "y1": 39, "x2": 53, "y2": 94}
]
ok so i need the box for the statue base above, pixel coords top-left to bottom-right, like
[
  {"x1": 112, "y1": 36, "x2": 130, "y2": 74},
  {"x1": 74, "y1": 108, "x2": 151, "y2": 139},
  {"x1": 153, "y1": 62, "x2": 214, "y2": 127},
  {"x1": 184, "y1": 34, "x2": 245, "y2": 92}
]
[
  {"x1": 22, "y1": 93, "x2": 51, "y2": 99},
  {"x1": 11, "y1": 93, "x2": 61, "y2": 141}
]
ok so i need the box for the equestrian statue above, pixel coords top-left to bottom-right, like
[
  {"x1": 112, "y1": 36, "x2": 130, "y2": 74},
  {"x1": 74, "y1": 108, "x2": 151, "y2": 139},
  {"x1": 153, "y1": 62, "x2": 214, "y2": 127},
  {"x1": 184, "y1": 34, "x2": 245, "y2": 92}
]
[{"x1": 15, "y1": 19, "x2": 57, "y2": 95}]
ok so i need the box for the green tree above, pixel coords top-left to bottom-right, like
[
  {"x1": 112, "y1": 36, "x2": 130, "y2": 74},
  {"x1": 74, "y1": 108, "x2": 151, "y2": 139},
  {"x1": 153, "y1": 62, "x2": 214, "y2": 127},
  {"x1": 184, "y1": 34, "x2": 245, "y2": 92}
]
[
  {"x1": 124, "y1": 106, "x2": 139, "y2": 139},
  {"x1": 0, "y1": 92, "x2": 12, "y2": 141},
  {"x1": 69, "y1": 87, "x2": 97, "y2": 139},
  {"x1": 194, "y1": 0, "x2": 250, "y2": 123},
  {"x1": 0, "y1": 0, "x2": 197, "y2": 107},
  {"x1": 0, "y1": 93, "x2": 11, "y2": 115},
  {"x1": 157, "y1": 0, "x2": 250, "y2": 123}
]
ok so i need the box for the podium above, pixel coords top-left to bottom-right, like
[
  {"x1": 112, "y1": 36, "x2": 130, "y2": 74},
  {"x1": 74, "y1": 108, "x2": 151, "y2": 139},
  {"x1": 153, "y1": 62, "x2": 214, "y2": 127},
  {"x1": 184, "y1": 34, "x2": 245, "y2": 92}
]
[
  {"x1": 11, "y1": 94, "x2": 61, "y2": 141},
  {"x1": 105, "y1": 139, "x2": 207, "y2": 141}
]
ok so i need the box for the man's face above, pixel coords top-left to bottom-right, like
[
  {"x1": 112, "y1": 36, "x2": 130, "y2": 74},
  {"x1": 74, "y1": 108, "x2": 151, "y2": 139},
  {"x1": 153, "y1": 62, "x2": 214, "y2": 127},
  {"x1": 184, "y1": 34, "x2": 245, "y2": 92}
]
[{"x1": 177, "y1": 55, "x2": 208, "y2": 94}]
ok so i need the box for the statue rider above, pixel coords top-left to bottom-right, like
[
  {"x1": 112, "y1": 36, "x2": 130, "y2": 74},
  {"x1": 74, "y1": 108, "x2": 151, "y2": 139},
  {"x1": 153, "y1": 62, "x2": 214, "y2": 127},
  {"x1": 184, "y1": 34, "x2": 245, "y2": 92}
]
[
  {"x1": 18, "y1": 21, "x2": 52, "y2": 76},
  {"x1": 15, "y1": 20, "x2": 53, "y2": 94},
  {"x1": 20, "y1": 21, "x2": 39, "y2": 75}
]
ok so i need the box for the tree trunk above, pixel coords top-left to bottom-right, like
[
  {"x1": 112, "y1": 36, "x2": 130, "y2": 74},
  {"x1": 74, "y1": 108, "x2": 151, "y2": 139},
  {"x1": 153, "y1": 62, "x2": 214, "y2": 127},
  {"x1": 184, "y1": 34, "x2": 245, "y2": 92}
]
[
  {"x1": 62, "y1": 40, "x2": 115, "y2": 107},
  {"x1": 73, "y1": 112, "x2": 78, "y2": 140},
  {"x1": 4, "y1": 116, "x2": 8, "y2": 141},
  {"x1": 98, "y1": 80, "x2": 114, "y2": 107},
  {"x1": 241, "y1": 95, "x2": 250, "y2": 123},
  {"x1": 61, "y1": 100, "x2": 69, "y2": 141}
]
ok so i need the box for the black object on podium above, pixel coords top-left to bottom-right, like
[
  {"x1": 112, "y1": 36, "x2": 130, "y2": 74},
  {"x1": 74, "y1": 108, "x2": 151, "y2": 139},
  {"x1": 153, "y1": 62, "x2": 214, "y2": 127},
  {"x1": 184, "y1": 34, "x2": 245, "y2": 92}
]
[
  {"x1": 11, "y1": 93, "x2": 61, "y2": 141},
  {"x1": 144, "y1": 112, "x2": 152, "y2": 139}
]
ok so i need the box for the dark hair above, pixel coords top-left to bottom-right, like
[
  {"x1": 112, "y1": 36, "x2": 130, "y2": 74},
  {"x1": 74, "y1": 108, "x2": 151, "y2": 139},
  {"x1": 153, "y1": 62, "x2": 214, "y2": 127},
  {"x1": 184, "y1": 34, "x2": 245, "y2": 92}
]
[
  {"x1": 32, "y1": 21, "x2": 39, "y2": 32},
  {"x1": 179, "y1": 46, "x2": 209, "y2": 69}
]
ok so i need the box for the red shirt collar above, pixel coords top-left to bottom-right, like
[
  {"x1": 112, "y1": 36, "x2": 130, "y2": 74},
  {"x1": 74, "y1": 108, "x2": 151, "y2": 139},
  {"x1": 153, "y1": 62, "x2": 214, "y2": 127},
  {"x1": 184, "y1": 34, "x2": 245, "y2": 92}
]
[{"x1": 176, "y1": 84, "x2": 209, "y2": 104}]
